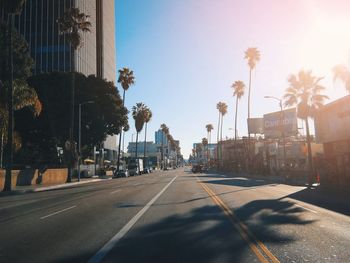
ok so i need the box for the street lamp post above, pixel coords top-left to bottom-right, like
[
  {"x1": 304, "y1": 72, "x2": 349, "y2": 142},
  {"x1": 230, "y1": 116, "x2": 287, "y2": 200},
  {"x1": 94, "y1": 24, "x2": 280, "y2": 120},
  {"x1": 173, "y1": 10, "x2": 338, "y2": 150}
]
[
  {"x1": 264, "y1": 96, "x2": 287, "y2": 170},
  {"x1": 78, "y1": 101, "x2": 94, "y2": 181}
]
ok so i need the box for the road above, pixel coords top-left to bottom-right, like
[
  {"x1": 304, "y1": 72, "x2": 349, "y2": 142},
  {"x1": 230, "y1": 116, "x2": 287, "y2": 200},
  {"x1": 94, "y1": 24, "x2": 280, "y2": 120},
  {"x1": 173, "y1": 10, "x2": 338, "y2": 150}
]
[{"x1": 0, "y1": 168, "x2": 350, "y2": 263}]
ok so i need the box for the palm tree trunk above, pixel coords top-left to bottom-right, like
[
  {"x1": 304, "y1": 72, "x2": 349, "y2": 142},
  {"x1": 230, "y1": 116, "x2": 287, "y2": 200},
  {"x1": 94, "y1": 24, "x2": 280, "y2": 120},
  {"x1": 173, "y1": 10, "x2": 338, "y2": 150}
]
[
  {"x1": 143, "y1": 123, "x2": 147, "y2": 166},
  {"x1": 217, "y1": 112, "x2": 220, "y2": 143},
  {"x1": 220, "y1": 114, "x2": 224, "y2": 142},
  {"x1": 235, "y1": 96, "x2": 239, "y2": 141},
  {"x1": 305, "y1": 117, "x2": 314, "y2": 185},
  {"x1": 217, "y1": 113, "x2": 221, "y2": 163},
  {"x1": 4, "y1": 14, "x2": 14, "y2": 192},
  {"x1": 247, "y1": 68, "x2": 252, "y2": 169},
  {"x1": 220, "y1": 114, "x2": 224, "y2": 166},
  {"x1": 161, "y1": 133, "x2": 164, "y2": 169},
  {"x1": 135, "y1": 132, "x2": 139, "y2": 159},
  {"x1": 116, "y1": 89, "x2": 126, "y2": 172}
]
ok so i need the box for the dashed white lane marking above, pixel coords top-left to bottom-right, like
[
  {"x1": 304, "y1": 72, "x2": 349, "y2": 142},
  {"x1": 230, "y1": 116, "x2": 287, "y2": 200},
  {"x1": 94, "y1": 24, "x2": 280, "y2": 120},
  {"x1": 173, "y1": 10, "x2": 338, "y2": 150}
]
[
  {"x1": 40, "y1": 205, "x2": 77, "y2": 219},
  {"x1": 294, "y1": 203, "x2": 318, "y2": 214},
  {"x1": 110, "y1": 189, "x2": 121, "y2": 194},
  {"x1": 87, "y1": 175, "x2": 178, "y2": 263}
]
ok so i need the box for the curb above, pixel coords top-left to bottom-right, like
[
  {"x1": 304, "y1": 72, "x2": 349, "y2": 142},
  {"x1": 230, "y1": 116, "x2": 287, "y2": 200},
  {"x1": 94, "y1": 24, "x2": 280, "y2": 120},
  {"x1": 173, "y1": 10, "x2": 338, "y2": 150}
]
[{"x1": 1, "y1": 177, "x2": 112, "y2": 197}]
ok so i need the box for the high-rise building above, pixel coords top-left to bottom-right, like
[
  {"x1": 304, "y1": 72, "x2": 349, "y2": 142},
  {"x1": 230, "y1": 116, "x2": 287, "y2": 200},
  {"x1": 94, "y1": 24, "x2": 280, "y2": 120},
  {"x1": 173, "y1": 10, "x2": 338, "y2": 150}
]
[
  {"x1": 1, "y1": 0, "x2": 115, "y2": 82},
  {"x1": 155, "y1": 130, "x2": 168, "y2": 145},
  {"x1": 0, "y1": 0, "x2": 118, "y2": 152}
]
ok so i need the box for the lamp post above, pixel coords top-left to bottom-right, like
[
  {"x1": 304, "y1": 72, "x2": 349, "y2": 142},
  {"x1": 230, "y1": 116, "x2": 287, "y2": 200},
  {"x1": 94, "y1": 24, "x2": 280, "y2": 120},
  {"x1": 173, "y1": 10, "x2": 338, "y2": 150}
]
[
  {"x1": 78, "y1": 101, "x2": 94, "y2": 181},
  {"x1": 264, "y1": 96, "x2": 287, "y2": 170}
]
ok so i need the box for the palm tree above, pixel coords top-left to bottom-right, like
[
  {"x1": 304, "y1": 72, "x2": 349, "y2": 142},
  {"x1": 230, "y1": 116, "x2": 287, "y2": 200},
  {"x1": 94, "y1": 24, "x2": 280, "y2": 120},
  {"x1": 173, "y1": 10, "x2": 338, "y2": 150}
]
[
  {"x1": 232, "y1": 81, "x2": 245, "y2": 141},
  {"x1": 219, "y1": 103, "x2": 228, "y2": 142},
  {"x1": 202, "y1": 137, "x2": 208, "y2": 162},
  {"x1": 284, "y1": 70, "x2": 328, "y2": 184},
  {"x1": 143, "y1": 108, "x2": 152, "y2": 164},
  {"x1": 244, "y1": 47, "x2": 260, "y2": 122},
  {"x1": 333, "y1": 64, "x2": 350, "y2": 92},
  {"x1": 160, "y1": 123, "x2": 169, "y2": 169},
  {"x1": 205, "y1": 124, "x2": 213, "y2": 144},
  {"x1": 216, "y1": 102, "x2": 223, "y2": 144},
  {"x1": 205, "y1": 124, "x2": 213, "y2": 163},
  {"x1": 216, "y1": 102, "x2": 227, "y2": 166},
  {"x1": 58, "y1": 7, "x2": 91, "y2": 182},
  {"x1": 116, "y1": 67, "x2": 135, "y2": 171},
  {"x1": 132, "y1": 103, "x2": 148, "y2": 159}
]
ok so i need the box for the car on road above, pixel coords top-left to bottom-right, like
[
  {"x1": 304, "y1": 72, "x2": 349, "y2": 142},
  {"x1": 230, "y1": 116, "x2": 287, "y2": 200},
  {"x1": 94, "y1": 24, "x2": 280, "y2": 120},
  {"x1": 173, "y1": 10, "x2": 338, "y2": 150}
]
[
  {"x1": 113, "y1": 170, "x2": 129, "y2": 178},
  {"x1": 191, "y1": 164, "x2": 202, "y2": 173}
]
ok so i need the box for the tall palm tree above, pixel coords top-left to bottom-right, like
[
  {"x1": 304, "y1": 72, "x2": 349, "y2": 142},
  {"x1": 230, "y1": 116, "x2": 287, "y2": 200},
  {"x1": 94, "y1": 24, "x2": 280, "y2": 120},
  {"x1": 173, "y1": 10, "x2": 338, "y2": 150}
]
[
  {"x1": 205, "y1": 124, "x2": 213, "y2": 144},
  {"x1": 160, "y1": 123, "x2": 169, "y2": 169},
  {"x1": 244, "y1": 47, "x2": 260, "y2": 123},
  {"x1": 220, "y1": 103, "x2": 228, "y2": 142},
  {"x1": 216, "y1": 102, "x2": 223, "y2": 143},
  {"x1": 333, "y1": 64, "x2": 350, "y2": 92},
  {"x1": 116, "y1": 67, "x2": 135, "y2": 171},
  {"x1": 232, "y1": 81, "x2": 245, "y2": 141},
  {"x1": 244, "y1": 47, "x2": 260, "y2": 166},
  {"x1": 58, "y1": 7, "x2": 91, "y2": 182},
  {"x1": 202, "y1": 137, "x2": 208, "y2": 162},
  {"x1": 132, "y1": 103, "x2": 148, "y2": 159},
  {"x1": 143, "y1": 108, "x2": 152, "y2": 163},
  {"x1": 284, "y1": 70, "x2": 328, "y2": 184}
]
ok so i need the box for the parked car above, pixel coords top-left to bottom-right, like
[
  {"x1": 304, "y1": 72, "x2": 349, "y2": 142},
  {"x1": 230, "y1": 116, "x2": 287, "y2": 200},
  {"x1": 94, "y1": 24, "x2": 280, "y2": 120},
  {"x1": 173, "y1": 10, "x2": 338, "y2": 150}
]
[
  {"x1": 113, "y1": 169, "x2": 129, "y2": 178},
  {"x1": 191, "y1": 164, "x2": 202, "y2": 173}
]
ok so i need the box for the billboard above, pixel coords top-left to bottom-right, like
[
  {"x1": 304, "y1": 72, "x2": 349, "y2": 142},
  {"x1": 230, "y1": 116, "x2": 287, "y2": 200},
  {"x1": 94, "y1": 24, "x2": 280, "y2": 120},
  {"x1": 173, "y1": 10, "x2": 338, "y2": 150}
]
[
  {"x1": 315, "y1": 95, "x2": 350, "y2": 143},
  {"x1": 248, "y1": 118, "x2": 264, "y2": 134},
  {"x1": 263, "y1": 108, "x2": 297, "y2": 138}
]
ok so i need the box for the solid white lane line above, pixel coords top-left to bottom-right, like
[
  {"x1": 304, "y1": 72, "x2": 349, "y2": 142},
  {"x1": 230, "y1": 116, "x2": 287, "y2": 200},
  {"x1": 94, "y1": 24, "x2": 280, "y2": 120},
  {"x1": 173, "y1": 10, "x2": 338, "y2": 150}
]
[
  {"x1": 110, "y1": 189, "x2": 121, "y2": 194},
  {"x1": 40, "y1": 205, "x2": 77, "y2": 219},
  {"x1": 294, "y1": 203, "x2": 318, "y2": 214},
  {"x1": 87, "y1": 175, "x2": 178, "y2": 263}
]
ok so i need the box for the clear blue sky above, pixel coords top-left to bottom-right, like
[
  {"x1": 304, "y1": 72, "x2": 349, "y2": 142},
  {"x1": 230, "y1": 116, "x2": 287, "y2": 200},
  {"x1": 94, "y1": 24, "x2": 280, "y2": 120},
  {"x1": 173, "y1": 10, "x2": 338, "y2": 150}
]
[{"x1": 116, "y1": 0, "x2": 350, "y2": 158}]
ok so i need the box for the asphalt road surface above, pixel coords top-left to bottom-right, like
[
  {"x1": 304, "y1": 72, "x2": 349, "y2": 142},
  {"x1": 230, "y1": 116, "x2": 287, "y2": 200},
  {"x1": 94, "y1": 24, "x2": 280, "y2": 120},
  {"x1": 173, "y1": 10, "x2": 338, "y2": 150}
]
[{"x1": 1, "y1": 168, "x2": 349, "y2": 263}]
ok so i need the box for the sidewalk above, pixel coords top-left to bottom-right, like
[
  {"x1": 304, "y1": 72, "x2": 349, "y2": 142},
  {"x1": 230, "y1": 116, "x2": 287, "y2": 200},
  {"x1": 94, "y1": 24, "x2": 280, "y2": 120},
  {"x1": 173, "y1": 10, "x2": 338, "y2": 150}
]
[{"x1": 0, "y1": 176, "x2": 111, "y2": 196}]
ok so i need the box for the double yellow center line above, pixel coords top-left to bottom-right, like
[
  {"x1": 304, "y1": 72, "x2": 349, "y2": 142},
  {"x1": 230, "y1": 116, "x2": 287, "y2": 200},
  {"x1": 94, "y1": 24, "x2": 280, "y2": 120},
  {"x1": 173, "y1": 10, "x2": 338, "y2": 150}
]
[{"x1": 198, "y1": 180, "x2": 280, "y2": 263}]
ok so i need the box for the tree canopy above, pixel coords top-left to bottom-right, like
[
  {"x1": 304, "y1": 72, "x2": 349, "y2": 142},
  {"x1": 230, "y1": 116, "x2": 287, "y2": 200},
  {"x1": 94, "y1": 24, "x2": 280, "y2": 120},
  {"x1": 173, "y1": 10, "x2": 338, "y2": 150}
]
[{"x1": 14, "y1": 72, "x2": 128, "y2": 166}]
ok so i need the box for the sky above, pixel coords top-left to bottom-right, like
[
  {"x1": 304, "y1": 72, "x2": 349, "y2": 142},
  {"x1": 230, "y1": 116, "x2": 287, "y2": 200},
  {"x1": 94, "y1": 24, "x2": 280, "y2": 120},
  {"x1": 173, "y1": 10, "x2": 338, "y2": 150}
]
[{"x1": 116, "y1": 0, "x2": 350, "y2": 158}]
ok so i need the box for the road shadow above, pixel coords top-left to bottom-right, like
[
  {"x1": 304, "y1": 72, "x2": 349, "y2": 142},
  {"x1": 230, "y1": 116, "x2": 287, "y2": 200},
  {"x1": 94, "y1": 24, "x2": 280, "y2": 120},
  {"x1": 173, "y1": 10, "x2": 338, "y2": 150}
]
[
  {"x1": 55, "y1": 197, "x2": 314, "y2": 263},
  {"x1": 286, "y1": 187, "x2": 350, "y2": 216}
]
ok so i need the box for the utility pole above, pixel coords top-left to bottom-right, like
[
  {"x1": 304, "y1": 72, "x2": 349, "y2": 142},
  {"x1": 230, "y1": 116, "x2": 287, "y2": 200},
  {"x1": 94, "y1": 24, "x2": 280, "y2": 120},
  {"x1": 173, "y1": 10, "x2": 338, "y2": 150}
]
[{"x1": 264, "y1": 96, "x2": 287, "y2": 170}]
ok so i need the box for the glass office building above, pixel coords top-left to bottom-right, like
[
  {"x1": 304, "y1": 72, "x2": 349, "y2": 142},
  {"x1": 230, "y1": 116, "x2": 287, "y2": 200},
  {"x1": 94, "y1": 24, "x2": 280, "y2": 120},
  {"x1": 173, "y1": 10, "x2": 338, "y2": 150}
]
[{"x1": 1, "y1": 0, "x2": 115, "y2": 83}]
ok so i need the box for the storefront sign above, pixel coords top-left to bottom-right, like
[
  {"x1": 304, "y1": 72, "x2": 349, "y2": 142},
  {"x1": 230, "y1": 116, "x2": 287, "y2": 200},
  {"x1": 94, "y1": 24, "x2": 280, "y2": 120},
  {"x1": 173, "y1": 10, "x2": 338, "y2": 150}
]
[{"x1": 263, "y1": 108, "x2": 297, "y2": 138}]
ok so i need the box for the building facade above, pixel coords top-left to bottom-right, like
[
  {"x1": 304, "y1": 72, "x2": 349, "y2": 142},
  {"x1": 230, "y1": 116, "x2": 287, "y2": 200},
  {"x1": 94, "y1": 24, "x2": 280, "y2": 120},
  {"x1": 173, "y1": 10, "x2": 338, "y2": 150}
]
[{"x1": 1, "y1": 0, "x2": 118, "y2": 154}]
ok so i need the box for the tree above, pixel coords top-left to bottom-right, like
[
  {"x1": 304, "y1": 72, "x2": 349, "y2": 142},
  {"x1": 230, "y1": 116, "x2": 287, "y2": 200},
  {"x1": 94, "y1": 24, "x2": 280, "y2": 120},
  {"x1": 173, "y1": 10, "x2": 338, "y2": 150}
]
[
  {"x1": 216, "y1": 102, "x2": 227, "y2": 165},
  {"x1": 143, "y1": 108, "x2": 152, "y2": 163},
  {"x1": 205, "y1": 124, "x2": 213, "y2": 144},
  {"x1": 202, "y1": 137, "x2": 208, "y2": 162},
  {"x1": 58, "y1": 7, "x2": 91, "y2": 182},
  {"x1": 232, "y1": 81, "x2": 245, "y2": 141},
  {"x1": 333, "y1": 64, "x2": 350, "y2": 92},
  {"x1": 284, "y1": 70, "x2": 328, "y2": 185},
  {"x1": 132, "y1": 103, "x2": 148, "y2": 159},
  {"x1": 0, "y1": 13, "x2": 40, "y2": 191},
  {"x1": 14, "y1": 72, "x2": 128, "y2": 166},
  {"x1": 117, "y1": 67, "x2": 135, "y2": 171},
  {"x1": 244, "y1": 47, "x2": 260, "y2": 167},
  {"x1": 244, "y1": 47, "x2": 260, "y2": 122},
  {"x1": 160, "y1": 123, "x2": 169, "y2": 169}
]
